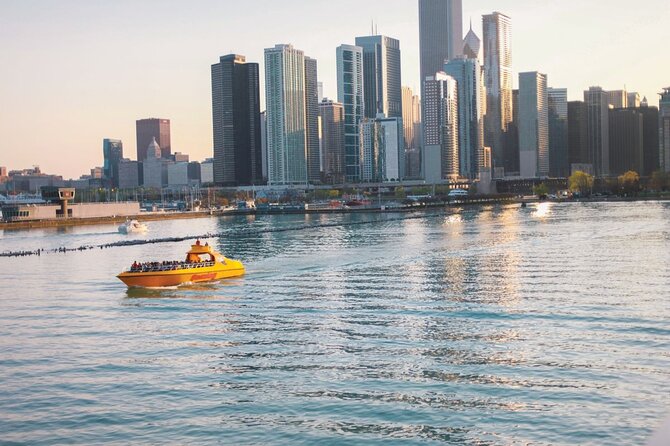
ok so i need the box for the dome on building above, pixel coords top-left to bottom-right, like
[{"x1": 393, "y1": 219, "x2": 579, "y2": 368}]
[
  {"x1": 463, "y1": 21, "x2": 482, "y2": 63},
  {"x1": 147, "y1": 137, "x2": 161, "y2": 159}
]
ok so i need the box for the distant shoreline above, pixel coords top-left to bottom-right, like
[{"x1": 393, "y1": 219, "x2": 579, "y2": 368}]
[{"x1": 1, "y1": 195, "x2": 667, "y2": 231}]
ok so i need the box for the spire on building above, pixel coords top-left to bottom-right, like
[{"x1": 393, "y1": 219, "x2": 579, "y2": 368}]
[
  {"x1": 147, "y1": 137, "x2": 161, "y2": 159},
  {"x1": 463, "y1": 23, "x2": 482, "y2": 63},
  {"x1": 641, "y1": 96, "x2": 649, "y2": 107}
]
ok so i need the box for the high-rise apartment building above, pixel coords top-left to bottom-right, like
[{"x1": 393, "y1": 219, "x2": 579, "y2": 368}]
[
  {"x1": 585, "y1": 87, "x2": 610, "y2": 176},
  {"x1": 419, "y1": 0, "x2": 463, "y2": 84},
  {"x1": 638, "y1": 104, "x2": 660, "y2": 176},
  {"x1": 568, "y1": 101, "x2": 590, "y2": 172},
  {"x1": 548, "y1": 88, "x2": 569, "y2": 178},
  {"x1": 265, "y1": 44, "x2": 307, "y2": 185},
  {"x1": 211, "y1": 54, "x2": 263, "y2": 186},
  {"x1": 423, "y1": 72, "x2": 459, "y2": 180},
  {"x1": 136, "y1": 118, "x2": 171, "y2": 161},
  {"x1": 359, "y1": 115, "x2": 404, "y2": 182},
  {"x1": 355, "y1": 35, "x2": 402, "y2": 119},
  {"x1": 305, "y1": 57, "x2": 321, "y2": 183},
  {"x1": 607, "y1": 90, "x2": 628, "y2": 109},
  {"x1": 609, "y1": 109, "x2": 643, "y2": 176},
  {"x1": 444, "y1": 57, "x2": 485, "y2": 179},
  {"x1": 483, "y1": 12, "x2": 513, "y2": 175},
  {"x1": 660, "y1": 88, "x2": 670, "y2": 172},
  {"x1": 319, "y1": 99, "x2": 345, "y2": 184},
  {"x1": 519, "y1": 72, "x2": 549, "y2": 178},
  {"x1": 402, "y1": 86, "x2": 421, "y2": 151},
  {"x1": 336, "y1": 44, "x2": 365, "y2": 182},
  {"x1": 103, "y1": 139, "x2": 123, "y2": 187}
]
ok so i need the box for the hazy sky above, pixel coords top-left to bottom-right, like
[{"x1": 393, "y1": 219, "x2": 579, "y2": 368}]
[{"x1": 1, "y1": 0, "x2": 668, "y2": 179}]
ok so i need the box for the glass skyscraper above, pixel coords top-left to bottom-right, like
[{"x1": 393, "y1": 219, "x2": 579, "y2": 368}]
[
  {"x1": 354, "y1": 35, "x2": 403, "y2": 119},
  {"x1": 419, "y1": 0, "x2": 463, "y2": 86},
  {"x1": 337, "y1": 44, "x2": 364, "y2": 182}
]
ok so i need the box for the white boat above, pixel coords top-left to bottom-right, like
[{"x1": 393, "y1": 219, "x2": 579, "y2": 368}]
[{"x1": 118, "y1": 219, "x2": 148, "y2": 234}]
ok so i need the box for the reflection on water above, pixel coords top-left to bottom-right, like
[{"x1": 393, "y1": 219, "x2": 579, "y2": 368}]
[{"x1": 0, "y1": 202, "x2": 669, "y2": 445}]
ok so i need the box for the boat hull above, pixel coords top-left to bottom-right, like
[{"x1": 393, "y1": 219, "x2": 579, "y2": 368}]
[{"x1": 117, "y1": 262, "x2": 244, "y2": 288}]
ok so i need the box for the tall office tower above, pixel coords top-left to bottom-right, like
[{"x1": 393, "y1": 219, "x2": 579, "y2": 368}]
[
  {"x1": 609, "y1": 109, "x2": 643, "y2": 176},
  {"x1": 118, "y1": 159, "x2": 140, "y2": 189},
  {"x1": 628, "y1": 92, "x2": 641, "y2": 108},
  {"x1": 265, "y1": 44, "x2": 307, "y2": 185},
  {"x1": 402, "y1": 86, "x2": 421, "y2": 150},
  {"x1": 359, "y1": 115, "x2": 404, "y2": 182},
  {"x1": 211, "y1": 54, "x2": 263, "y2": 186},
  {"x1": 136, "y1": 118, "x2": 171, "y2": 161},
  {"x1": 419, "y1": 0, "x2": 463, "y2": 84},
  {"x1": 660, "y1": 88, "x2": 670, "y2": 172},
  {"x1": 548, "y1": 88, "x2": 569, "y2": 178},
  {"x1": 337, "y1": 44, "x2": 365, "y2": 182},
  {"x1": 463, "y1": 22, "x2": 482, "y2": 65},
  {"x1": 355, "y1": 35, "x2": 402, "y2": 119},
  {"x1": 584, "y1": 87, "x2": 611, "y2": 177},
  {"x1": 505, "y1": 88, "x2": 520, "y2": 176},
  {"x1": 423, "y1": 72, "x2": 459, "y2": 181},
  {"x1": 102, "y1": 139, "x2": 123, "y2": 187},
  {"x1": 518, "y1": 72, "x2": 549, "y2": 178},
  {"x1": 637, "y1": 105, "x2": 660, "y2": 176},
  {"x1": 607, "y1": 90, "x2": 628, "y2": 109},
  {"x1": 304, "y1": 57, "x2": 321, "y2": 183},
  {"x1": 483, "y1": 12, "x2": 513, "y2": 175},
  {"x1": 260, "y1": 111, "x2": 268, "y2": 181},
  {"x1": 319, "y1": 99, "x2": 345, "y2": 184},
  {"x1": 568, "y1": 101, "x2": 590, "y2": 173},
  {"x1": 444, "y1": 57, "x2": 485, "y2": 179},
  {"x1": 143, "y1": 138, "x2": 170, "y2": 188}
]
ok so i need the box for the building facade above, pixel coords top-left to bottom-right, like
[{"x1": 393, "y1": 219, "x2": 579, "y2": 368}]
[
  {"x1": 265, "y1": 44, "x2": 308, "y2": 185},
  {"x1": 548, "y1": 88, "x2": 569, "y2": 178},
  {"x1": 336, "y1": 44, "x2": 365, "y2": 182},
  {"x1": 359, "y1": 115, "x2": 404, "y2": 183},
  {"x1": 660, "y1": 88, "x2": 670, "y2": 172},
  {"x1": 211, "y1": 54, "x2": 263, "y2": 186},
  {"x1": 568, "y1": 101, "x2": 590, "y2": 172},
  {"x1": 585, "y1": 87, "x2": 610, "y2": 177},
  {"x1": 423, "y1": 72, "x2": 459, "y2": 181},
  {"x1": 519, "y1": 72, "x2": 549, "y2": 178},
  {"x1": 319, "y1": 99, "x2": 345, "y2": 184},
  {"x1": 419, "y1": 0, "x2": 463, "y2": 85},
  {"x1": 103, "y1": 139, "x2": 123, "y2": 187},
  {"x1": 118, "y1": 159, "x2": 141, "y2": 189},
  {"x1": 136, "y1": 118, "x2": 171, "y2": 161},
  {"x1": 304, "y1": 57, "x2": 321, "y2": 184},
  {"x1": 608, "y1": 108, "x2": 643, "y2": 176},
  {"x1": 638, "y1": 105, "x2": 660, "y2": 176},
  {"x1": 444, "y1": 56, "x2": 485, "y2": 179},
  {"x1": 483, "y1": 12, "x2": 513, "y2": 175},
  {"x1": 355, "y1": 35, "x2": 403, "y2": 119}
]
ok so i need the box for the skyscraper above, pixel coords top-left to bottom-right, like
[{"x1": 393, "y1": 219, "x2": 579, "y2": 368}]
[
  {"x1": 638, "y1": 104, "x2": 660, "y2": 176},
  {"x1": 336, "y1": 44, "x2": 365, "y2": 182},
  {"x1": 568, "y1": 101, "x2": 590, "y2": 172},
  {"x1": 305, "y1": 57, "x2": 321, "y2": 183},
  {"x1": 359, "y1": 115, "x2": 404, "y2": 182},
  {"x1": 419, "y1": 0, "x2": 463, "y2": 84},
  {"x1": 355, "y1": 35, "x2": 402, "y2": 119},
  {"x1": 319, "y1": 99, "x2": 345, "y2": 184},
  {"x1": 607, "y1": 90, "x2": 628, "y2": 109},
  {"x1": 211, "y1": 54, "x2": 263, "y2": 186},
  {"x1": 265, "y1": 44, "x2": 307, "y2": 185},
  {"x1": 136, "y1": 118, "x2": 171, "y2": 161},
  {"x1": 609, "y1": 108, "x2": 643, "y2": 176},
  {"x1": 462, "y1": 22, "x2": 482, "y2": 65},
  {"x1": 628, "y1": 92, "x2": 641, "y2": 108},
  {"x1": 519, "y1": 72, "x2": 549, "y2": 178},
  {"x1": 102, "y1": 139, "x2": 123, "y2": 187},
  {"x1": 444, "y1": 56, "x2": 485, "y2": 179},
  {"x1": 660, "y1": 88, "x2": 670, "y2": 172},
  {"x1": 422, "y1": 72, "x2": 459, "y2": 180},
  {"x1": 483, "y1": 12, "x2": 513, "y2": 174},
  {"x1": 585, "y1": 87, "x2": 610, "y2": 177},
  {"x1": 548, "y1": 88, "x2": 569, "y2": 178},
  {"x1": 402, "y1": 86, "x2": 421, "y2": 151}
]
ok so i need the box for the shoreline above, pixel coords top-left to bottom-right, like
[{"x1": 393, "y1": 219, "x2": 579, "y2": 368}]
[{"x1": 1, "y1": 195, "x2": 667, "y2": 232}]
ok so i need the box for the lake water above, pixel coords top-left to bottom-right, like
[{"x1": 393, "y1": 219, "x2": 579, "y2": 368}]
[{"x1": 0, "y1": 202, "x2": 669, "y2": 445}]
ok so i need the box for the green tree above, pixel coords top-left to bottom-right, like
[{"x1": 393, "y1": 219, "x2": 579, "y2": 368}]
[
  {"x1": 395, "y1": 186, "x2": 406, "y2": 199},
  {"x1": 533, "y1": 183, "x2": 549, "y2": 198},
  {"x1": 618, "y1": 171, "x2": 640, "y2": 196},
  {"x1": 569, "y1": 171, "x2": 594, "y2": 196}
]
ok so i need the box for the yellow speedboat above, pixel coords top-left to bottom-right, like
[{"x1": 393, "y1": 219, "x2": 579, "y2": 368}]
[{"x1": 117, "y1": 241, "x2": 245, "y2": 288}]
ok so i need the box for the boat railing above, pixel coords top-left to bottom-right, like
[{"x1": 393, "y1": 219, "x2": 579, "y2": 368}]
[{"x1": 129, "y1": 261, "x2": 216, "y2": 273}]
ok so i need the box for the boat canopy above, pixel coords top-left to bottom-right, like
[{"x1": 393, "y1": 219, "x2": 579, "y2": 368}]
[{"x1": 185, "y1": 242, "x2": 216, "y2": 263}]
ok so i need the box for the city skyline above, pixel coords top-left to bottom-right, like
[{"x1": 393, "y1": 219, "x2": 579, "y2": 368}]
[{"x1": 1, "y1": 0, "x2": 668, "y2": 178}]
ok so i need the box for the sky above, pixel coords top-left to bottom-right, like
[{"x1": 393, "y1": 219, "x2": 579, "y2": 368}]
[{"x1": 1, "y1": 0, "x2": 668, "y2": 179}]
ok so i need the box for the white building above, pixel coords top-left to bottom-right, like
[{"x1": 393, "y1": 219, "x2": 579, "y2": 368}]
[
  {"x1": 519, "y1": 72, "x2": 549, "y2": 178},
  {"x1": 265, "y1": 44, "x2": 307, "y2": 185},
  {"x1": 423, "y1": 72, "x2": 459, "y2": 182},
  {"x1": 359, "y1": 114, "x2": 404, "y2": 183},
  {"x1": 142, "y1": 138, "x2": 170, "y2": 188},
  {"x1": 200, "y1": 159, "x2": 214, "y2": 185}
]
